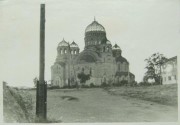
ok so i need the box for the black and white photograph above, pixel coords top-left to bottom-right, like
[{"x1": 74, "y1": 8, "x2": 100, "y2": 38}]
[{"x1": 0, "y1": 0, "x2": 179, "y2": 123}]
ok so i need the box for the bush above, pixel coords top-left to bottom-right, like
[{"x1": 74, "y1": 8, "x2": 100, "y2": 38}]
[
  {"x1": 151, "y1": 82, "x2": 161, "y2": 85},
  {"x1": 48, "y1": 86, "x2": 60, "y2": 89},
  {"x1": 81, "y1": 84, "x2": 89, "y2": 88},
  {"x1": 69, "y1": 84, "x2": 78, "y2": 88},
  {"x1": 90, "y1": 83, "x2": 95, "y2": 88},
  {"x1": 77, "y1": 72, "x2": 91, "y2": 85},
  {"x1": 112, "y1": 80, "x2": 128, "y2": 87},
  {"x1": 62, "y1": 85, "x2": 69, "y2": 89},
  {"x1": 120, "y1": 80, "x2": 128, "y2": 86},
  {"x1": 101, "y1": 82, "x2": 110, "y2": 87},
  {"x1": 129, "y1": 81, "x2": 138, "y2": 86},
  {"x1": 138, "y1": 81, "x2": 161, "y2": 86},
  {"x1": 138, "y1": 82, "x2": 151, "y2": 86},
  {"x1": 107, "y1": 79, "x2": 113, "y2": 86},
  {"x1": 112, "y1": 82, "x2": 120, "y2": 87}
]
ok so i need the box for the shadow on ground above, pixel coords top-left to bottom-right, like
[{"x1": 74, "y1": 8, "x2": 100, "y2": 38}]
[{"x1": 61, "y1": 96, "x2": 79, "y2": 101}]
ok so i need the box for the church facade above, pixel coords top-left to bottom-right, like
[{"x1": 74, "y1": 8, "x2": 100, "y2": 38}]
[{"x1": 51, "y1": 19, "x2": 135, "y2": 87}]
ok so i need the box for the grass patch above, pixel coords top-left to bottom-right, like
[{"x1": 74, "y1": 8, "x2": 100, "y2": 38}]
[
  {"x1": 3, "y1": 84, "x2": 62, "y2": 123},
  {"x1": 3, "y1": 85, "x2": 34, "y2": 122},
  {"x1": 105, "y1": 84, "x2": 177, "y2": 106}
]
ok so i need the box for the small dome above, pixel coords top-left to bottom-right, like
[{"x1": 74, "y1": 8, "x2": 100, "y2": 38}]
[
  {"x1": 106, "y1": 40, "x2": 111, "y2": 45},
  {"x1": 58, "y1": 38, "x2": 69, "y2": 47},
  {"x1": 70, "y1": 41, "x2": 79, "y2": 48},
  {"x1": 112, "y1": 44, "x2": 121, "y2": 50},
  {"x1": 85, "y1": 20, "x2": 106, "y2": 33},
  {"x1": 116, "y1": 56, "x2": 128, "y2": 63}
]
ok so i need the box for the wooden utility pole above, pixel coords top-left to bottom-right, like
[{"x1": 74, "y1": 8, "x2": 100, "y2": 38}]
[{"x1": 36, "y1": 4, "x2": 47, "y2": 122}]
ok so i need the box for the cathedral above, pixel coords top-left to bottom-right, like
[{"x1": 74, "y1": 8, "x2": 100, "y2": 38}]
[{"x1": 51, "y1": 19, "x2": 135, "y2": 87}]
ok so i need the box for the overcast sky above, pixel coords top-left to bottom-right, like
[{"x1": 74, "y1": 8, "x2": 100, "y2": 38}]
[{"x1": 0, "y1": 0, "x2": 180, "y2": 87}]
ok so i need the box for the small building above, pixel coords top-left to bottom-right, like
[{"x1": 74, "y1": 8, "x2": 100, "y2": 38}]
[{"x1": 161, "y1": 56, "x2": 177, "y2": 84}]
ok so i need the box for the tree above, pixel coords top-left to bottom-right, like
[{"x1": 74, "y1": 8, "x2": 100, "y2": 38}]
[
  {"x1": 77, "y1": 72, "x2": 91, "y2": 86},
  {"x1": 33, "y1": 77, "x2": 38, "y2": 88},
  {"x1": 144, "y1": 53, "x2": 167, "y2": 84}
]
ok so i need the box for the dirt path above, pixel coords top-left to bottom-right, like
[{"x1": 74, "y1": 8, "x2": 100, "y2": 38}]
[{"x1": 43, "y1": 88, "x2": 177, "y2": 122}]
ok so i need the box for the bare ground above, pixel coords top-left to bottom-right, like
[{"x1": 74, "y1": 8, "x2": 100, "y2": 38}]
[{"x1": 28, "y1": 87, "x2": 178, "y2": 122}]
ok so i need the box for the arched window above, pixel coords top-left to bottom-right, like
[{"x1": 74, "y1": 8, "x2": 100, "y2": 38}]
[
  {"x1": 95, "y1": 41, "x2": 97, "y2": 45},
  {"x1": 103, "y1": 46, "x2": 105, "y2": 52},
  {"x1": 124, "y1": 63, "x2": 127, "y2": 71},
  {"x1": 120, "y1": 63, "x2": 123, "y2": 71},
  {"x1": 74, "y1": 51, "x2": 76, "y2": 54},
  {"x1": 90, "y1": 67, "x2": 92, "y2": 75},
  {"x1": 125, "y1": 64, "x2": 127, "y2": 71},
  {"x1": 107, "y1": 47, "x2": 109, "y2": 52},
  {"x1": 64, "y1": 49, "x2": 67, "y2": 54},
  {"x1": 118, "y1": 63, "x2": 120, "y2": 71}
]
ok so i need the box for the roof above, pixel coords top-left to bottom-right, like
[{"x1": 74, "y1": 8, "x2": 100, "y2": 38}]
[
  {"x1": 85, "y1": 20, "x2": 106, "y2": 33},
  {"x1": 115, "y1": 56, "x2": 129, "y2": 63},
  {"x1": 54, "y1": 61, "x2": 66, "y2": 67},
  {"x1": 106, "y1": 40, "x2": 111, "y2": 45},
  {"x1": 58, "y1": 38, "x2": 69, "y2": 47},
  {"x1": 168, "y1": 56, "x2": 177, "y2": 61},
  {"x1": 70, "y1": 41, "x2": 79, "y2": 48},
  {"x1": 112, "y1": 44, "x2": 121, "y2": 50},
  {"x1": 162, "y1": 56, "x2": 177, "y2": 65}
]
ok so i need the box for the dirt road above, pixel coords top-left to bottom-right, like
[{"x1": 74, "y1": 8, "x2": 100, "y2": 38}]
[{"x1": 36, "y1": 88, "x2": 177, "y2": 122}]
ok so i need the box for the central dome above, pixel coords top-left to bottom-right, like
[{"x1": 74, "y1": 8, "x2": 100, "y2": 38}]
[{"x1": 85, "y1": 20, "x2": 106, "y2": 33}]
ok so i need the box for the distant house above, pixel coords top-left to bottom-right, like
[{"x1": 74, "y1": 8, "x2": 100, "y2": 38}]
[{"x1": 161, "y1": 56, "x2": 177, "y2": 84}]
